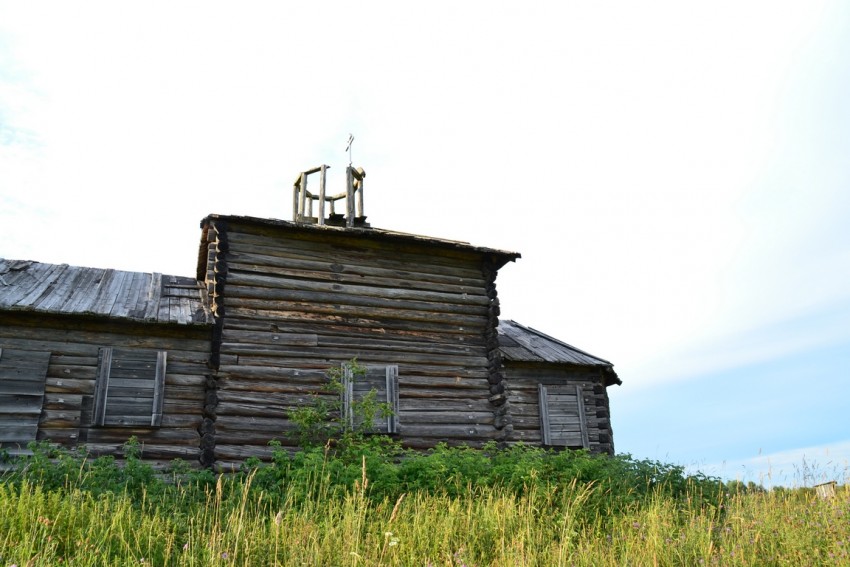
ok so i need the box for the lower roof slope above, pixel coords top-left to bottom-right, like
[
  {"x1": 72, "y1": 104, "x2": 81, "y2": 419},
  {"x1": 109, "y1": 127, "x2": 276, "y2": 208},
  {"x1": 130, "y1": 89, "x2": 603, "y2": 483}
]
[
  {"x1": 0, "y1": 259, "x2": 211, "y2": 326},
  {"x1": 498, "y1": 320, "x2": 621, "y2": 386}
]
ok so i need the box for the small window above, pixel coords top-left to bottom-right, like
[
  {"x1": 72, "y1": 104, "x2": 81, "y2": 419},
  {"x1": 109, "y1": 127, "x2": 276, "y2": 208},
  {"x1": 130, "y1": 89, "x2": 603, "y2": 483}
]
[
  {"x1": 538, "y1": 384, "x2": 589, "y2": 448},
  {"x1": 341, "y1": 364, "x2": 399, "y2": 434},
  {"x1": 0, "y1": 347, "x2": 51, "y2": 449},
  {"x1": 93, "y1": 348, "x2": 166, "y2": 427}
]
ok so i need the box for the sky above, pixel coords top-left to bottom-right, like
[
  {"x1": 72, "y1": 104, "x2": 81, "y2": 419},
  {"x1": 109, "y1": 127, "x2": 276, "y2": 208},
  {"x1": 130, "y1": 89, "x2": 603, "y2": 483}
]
[{"x1": 1, "y1": 1, "x2": 848, "y2": 487}]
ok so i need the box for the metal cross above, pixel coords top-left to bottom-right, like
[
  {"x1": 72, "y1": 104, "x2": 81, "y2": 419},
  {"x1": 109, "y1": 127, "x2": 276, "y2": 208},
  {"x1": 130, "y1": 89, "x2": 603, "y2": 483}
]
[{"x1": 345, "y1": 134, "x2": 354, "y2": 165}]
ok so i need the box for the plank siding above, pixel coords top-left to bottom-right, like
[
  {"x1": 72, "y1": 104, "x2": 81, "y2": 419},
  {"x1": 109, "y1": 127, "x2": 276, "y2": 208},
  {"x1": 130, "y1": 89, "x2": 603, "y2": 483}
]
[
  {"x1": 0, "y1": 348, "x2": 50, "y2": 450},
  {"x1": 504, "y1": 362, "x2": 616, "y2": 455},
  {"x1": 0, "y1": 315, "x2": 211, "y2": 464},
  {"x1": 203, "y1": 217, "x2": 514, "y2": 459}
]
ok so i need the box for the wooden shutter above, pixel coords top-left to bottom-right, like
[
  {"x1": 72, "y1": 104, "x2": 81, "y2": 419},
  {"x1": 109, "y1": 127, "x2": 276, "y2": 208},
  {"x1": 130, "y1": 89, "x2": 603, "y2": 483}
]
[
  {"x1": 93, "y1": 348, "x2": 166, "y2": 427},
  {"x1": 538, "y1": 384, "x2": 589, "y2": 448},
  {"x1": 342, "y1": 364, "x2": 400, "y2": 434},
  {"x1": 0, "y1": 347, "x2": 51, "y2": 449}
]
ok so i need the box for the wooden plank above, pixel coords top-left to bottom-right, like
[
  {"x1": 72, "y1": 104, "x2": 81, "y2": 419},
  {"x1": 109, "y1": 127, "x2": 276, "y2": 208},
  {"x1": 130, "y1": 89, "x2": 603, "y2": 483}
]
[
  {"x1": 0, "y1": 349, "x2": 49, "y2": 446},
  {"x1": 38, "y1": 410, "x2": 80, "y2": 427},
  {"x1": 398, "y1": 411, "x2": 494, "y2": 425},
  {"x1": 226, "y1": 271, "x2": 489, "y2": 306},
  {"x1": 218, "y1": 329, "x2": 319, "y2": 347},
  {"x1": 227, "y1": 250, "x2": 486, "y2": 289},
  {"x1": 58, "y1": 267, "x2": 103, "y2": 313},
  {"x1": 151, "y1": 351, "x2": 166, "y2": 427},
  {"x1": 214, "y1": 416, "x2": 292, "y2": 432},
  {"x1": 547, "y1": 416, "x2": 582, "y2": 426},
  {"x1": 225, "y1": 287, "x2": 488, "y2": 317},
  {"x1": 222, "y1": 230, "x2": 487, "y2": 279},
  {"x1": 0, "y1": 331, "x2": 209, "y2": 358},
  {"x1": 41, "y1": 393, "x2": 83, "y2": 410},
  {"x1": 91, "y1": 269, "x2": 127, "y2": 315},
  {"x1": 226, "y1": 260, "x2": 487, "y2": 297},
  {"x1": 538, "y1": 384, "x2": 551, "y2": 445},
  {"x1": 576, "y1": 383, "x2": 589, "y2": 448},
  {"x1": 0, "y1": 394, "x2": 44, "y2": 414},
  {"x1": 223, "y1": 317, "x2": 487, "y2": 347},
  {"x1": 92, "y1": 347, "x2": 112, "y2": 426},
  {"x1": 0, "y1": 425, "x2": 39, "y2": 444},
  {"x1": 46, "y1": 364, "x2": 97, "y2": 380},
  {"x1": 17, "y1": 264, "x2": 69, "y2": 307},
  {"x1": 224, "y1": 306, "x2": 482, "y2": 336},
  {"x1": 220, "y1": 346, "x2": 487, "y2": 371}
]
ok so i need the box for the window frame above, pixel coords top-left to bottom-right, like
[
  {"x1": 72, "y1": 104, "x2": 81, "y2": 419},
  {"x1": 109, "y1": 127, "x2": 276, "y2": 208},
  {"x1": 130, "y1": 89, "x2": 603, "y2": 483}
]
[
  {"x1": 341, "y1": 364, "x2": 400, "y2": 434},
  {"x1": 538, "y1": 383, "x2": 589, "y2": 449},
  {"x1": 92, "y1": 347, "x2": 167, "y2": 428}
]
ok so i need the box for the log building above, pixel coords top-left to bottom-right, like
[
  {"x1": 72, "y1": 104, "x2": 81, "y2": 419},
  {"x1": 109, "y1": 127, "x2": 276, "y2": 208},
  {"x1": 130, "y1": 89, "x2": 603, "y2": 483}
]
[{"x1": 0, "y1": 165, "x2": 621, "y2": 466}]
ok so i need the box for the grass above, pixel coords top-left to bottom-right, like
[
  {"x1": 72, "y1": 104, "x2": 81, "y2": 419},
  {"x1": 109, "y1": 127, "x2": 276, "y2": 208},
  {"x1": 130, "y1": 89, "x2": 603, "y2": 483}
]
[{"x1": 0, "y1": 440, "x2": 848, "y2": 566}]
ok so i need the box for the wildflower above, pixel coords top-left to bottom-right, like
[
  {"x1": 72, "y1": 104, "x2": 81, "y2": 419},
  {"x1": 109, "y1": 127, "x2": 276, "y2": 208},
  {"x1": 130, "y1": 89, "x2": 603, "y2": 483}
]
[
  {"x1": 221, "y1": 552, "x2": 229, "y2": 559},
  {"x1": 183, "y1": 542, "x2": 189, "y2": 551}
]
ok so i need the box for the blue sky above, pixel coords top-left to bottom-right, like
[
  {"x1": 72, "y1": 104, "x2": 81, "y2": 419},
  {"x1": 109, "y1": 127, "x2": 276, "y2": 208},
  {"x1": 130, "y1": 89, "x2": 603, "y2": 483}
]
[{"x1": 1, "y1": 1, "x2": 848, "y2": 487}]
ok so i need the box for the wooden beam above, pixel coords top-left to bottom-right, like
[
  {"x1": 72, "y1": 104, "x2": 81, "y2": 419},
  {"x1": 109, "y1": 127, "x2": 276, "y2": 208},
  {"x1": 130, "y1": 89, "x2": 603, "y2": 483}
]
[{"x1": 318, "y1": 164, "x2": 327, "y2": 226}]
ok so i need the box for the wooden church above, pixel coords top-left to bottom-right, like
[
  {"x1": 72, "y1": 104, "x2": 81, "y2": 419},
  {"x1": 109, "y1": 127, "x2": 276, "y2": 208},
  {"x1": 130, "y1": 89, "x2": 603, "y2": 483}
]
[{"x1": 0, "y1": 165, "x2": 620, "y2": 467}]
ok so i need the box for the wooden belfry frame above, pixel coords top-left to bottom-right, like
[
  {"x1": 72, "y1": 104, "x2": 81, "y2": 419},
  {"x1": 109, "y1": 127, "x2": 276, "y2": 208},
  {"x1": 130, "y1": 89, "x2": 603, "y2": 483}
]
[{"x1": 292, "y1": 165, "x2": 366, "y2": 227}]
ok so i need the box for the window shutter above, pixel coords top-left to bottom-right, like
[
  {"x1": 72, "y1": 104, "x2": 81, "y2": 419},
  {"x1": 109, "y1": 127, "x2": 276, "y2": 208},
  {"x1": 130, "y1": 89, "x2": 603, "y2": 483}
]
[
  {"x1": 341, "y1": 364, "x2": 400, "y2": 434},
  {"x1": 538, "y1": 384, "x2": 589, "y2": 448},
  {"x1": 93, "y1": 348, "x2": 166, "y2": 427},
  {"x1": 0, "y1": 347, "x2": 51, "y2": 449}
]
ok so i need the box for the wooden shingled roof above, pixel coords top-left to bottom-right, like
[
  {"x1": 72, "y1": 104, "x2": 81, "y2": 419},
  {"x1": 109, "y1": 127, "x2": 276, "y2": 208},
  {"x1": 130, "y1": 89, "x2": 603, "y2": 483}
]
[
  {"x1": 498, "y1": 320, "x2": 621, "y2": 385},
  {"x1": 0, "y1": 259, "x2": 211, "y2": 325}
]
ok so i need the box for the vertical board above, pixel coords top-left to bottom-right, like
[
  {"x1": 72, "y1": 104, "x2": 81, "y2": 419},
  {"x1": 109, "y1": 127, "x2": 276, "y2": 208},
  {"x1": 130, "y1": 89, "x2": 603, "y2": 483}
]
[
  {"x1": 538, "y1": 384, "x2": 551, "y2": 445},
  {"x1": 93, "y1": 347, "x2": 113, "y2": 427},
  {"x1": 386, "y1": 365, "x2": 399, "y2": 434},
  {"x1": 151, "y1": 351, "x2": 167, "y2": 427}
]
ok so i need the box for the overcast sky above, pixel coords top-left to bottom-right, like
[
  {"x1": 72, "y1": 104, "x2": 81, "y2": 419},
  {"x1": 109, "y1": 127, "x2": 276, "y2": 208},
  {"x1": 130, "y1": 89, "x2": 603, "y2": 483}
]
[{"x1": 2, "y1": 1, "x2": 848, "y2": 487}]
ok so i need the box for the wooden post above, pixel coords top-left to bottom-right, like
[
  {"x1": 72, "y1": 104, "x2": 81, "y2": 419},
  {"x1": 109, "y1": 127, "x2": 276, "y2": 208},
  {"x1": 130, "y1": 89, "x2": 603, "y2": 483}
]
[
  {"x1": 357, "y1": 177, "x2": 364, "y2": 219},
  {"x1": 298, "y1": 172, "x2": 308, "y2": 222},
  {"x1": 292, "y1": 181, "x2": 299, "y2": 222},
  {"x1": 318, "y1": 165, "x2": 327, "y2": 226},
  {"x1": 346, "y1": 166, "x2": 355, "y2": 228}
]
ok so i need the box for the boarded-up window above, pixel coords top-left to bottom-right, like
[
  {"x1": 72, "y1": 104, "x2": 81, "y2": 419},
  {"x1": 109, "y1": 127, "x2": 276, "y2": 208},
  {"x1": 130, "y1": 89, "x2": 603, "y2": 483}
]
[
  {"x1": 538, "y1": 384, "x2": 589, "y2": 448},
  {"x1": 93, "y1": 348, "x2": 166, "y2": 427},
  {"x1": 341, "y1": 365, "x2": 399, "y2": 434},
  {"x1": 0, "y1": 348, "x2": 50, "y2": 449}
]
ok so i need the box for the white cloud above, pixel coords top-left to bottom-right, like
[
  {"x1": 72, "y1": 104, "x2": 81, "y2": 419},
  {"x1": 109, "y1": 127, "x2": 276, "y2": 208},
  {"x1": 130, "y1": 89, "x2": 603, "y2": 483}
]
[
  {"x1": 1, "y1": 2, "x2": 849, "y2": 471},
  {"x1": 691, "y1": 440, "x2": 850, "y2": 489}
]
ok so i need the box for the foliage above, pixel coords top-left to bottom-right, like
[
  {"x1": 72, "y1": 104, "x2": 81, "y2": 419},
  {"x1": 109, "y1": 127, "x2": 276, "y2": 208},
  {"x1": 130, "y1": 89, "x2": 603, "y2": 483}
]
[
  {"x1": 1, "y1": 440, "x2": 847, "y2": 566},
  {"x1": 288, "y1": 358, "x2": 393, "y2": 447}
]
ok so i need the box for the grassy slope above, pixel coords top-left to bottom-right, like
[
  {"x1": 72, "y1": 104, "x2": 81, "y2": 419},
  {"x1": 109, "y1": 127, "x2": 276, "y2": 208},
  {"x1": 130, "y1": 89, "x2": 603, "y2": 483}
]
[{"x1": 0, "y1": 441, "x2": 847, "y2": 566}]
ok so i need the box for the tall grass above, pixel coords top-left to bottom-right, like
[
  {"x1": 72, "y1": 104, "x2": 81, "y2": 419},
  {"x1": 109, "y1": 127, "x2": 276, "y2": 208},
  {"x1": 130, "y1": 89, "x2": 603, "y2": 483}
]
[{"x1": 1, "y1": 440, "x2": 847, "y2": 565}]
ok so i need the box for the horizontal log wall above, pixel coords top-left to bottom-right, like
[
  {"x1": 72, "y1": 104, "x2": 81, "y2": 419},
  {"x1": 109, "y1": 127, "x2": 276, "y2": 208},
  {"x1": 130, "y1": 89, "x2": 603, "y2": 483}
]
[
  {"x1": 504, "y1": 362, "x2": 615, "y2": 455},
  {"x1": 206, "y1": 219, "x2": 502, "y2": 462},
  {"x1": 0, "y1": 314, "x2": 211, "y2": 465}
]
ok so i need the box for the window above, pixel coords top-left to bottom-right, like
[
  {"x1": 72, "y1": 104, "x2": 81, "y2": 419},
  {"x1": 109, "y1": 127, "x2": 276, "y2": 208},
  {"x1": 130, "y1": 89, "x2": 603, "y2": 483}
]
[
  {"x1": 0, "y1": 347, "x2": 50, "y2": 449},
  {"x1": 93, "y1": 347, "x2": 166, "y2": 427},
  {"x1": 538, "y1": 384, "x2": 589, "y2": 448},
  {"x1": 341, "y1": 364, "x2": 399, "y2": 434}
]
